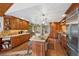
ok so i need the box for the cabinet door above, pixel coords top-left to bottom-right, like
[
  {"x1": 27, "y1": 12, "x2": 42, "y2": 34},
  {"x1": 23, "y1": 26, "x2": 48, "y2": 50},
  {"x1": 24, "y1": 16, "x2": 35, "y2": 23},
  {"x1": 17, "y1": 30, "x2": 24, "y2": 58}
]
[
  {"x1": 10, "y1": 18, "x2": 16, "y2": 30},
  {"x1": 11, "y1": 36, "x2": 19, "y2": 48},
  {"x1": 32, "y1": 41, "x2": 45, "y2": 56}
]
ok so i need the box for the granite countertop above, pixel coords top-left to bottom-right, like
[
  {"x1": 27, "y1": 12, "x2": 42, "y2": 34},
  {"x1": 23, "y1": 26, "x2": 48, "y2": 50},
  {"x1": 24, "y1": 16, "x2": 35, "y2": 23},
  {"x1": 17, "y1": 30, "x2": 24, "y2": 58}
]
[
  {"x1": 0, "y1": 30, "x2": 30, "y2": 38},
  {"x1": 30, "y1": 33, "x2": 49, "y2": 42},
  {"x1": 0, "y1": 33, "x2": 30, "y2": 38}
]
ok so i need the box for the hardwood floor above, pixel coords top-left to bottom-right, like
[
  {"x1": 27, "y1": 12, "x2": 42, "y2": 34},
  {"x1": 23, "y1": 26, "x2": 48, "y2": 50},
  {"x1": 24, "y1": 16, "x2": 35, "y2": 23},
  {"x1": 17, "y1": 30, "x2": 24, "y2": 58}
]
[
  {"x1": 0, "y1": 42, "x2": 29, "y2": 55},
  {"x1": 0, "y1": 40, "x2": 67, "y2": 56},
  {"x1": 46, "y1": 39, "x2": 67, "y2": 56}
]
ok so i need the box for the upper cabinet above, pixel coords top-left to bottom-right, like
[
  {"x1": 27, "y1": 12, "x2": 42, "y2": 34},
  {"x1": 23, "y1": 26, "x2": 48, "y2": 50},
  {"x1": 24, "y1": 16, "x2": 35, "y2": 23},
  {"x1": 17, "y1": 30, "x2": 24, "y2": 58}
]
[
  {"x1": 66, "y1": 8, "x2": 79, "y2": 25},
  {"x1": 59, "y1": 19, "x2": 66, "y2": 33},
  {"x1": 64, "y1": 3, "x2": 79, "y2": 24},
  {"x1": 3, "y1": 15, "x2": 29, "y2": 30},
  {"x1": 60, "y1": 3, "x2": 79, "y2": 33},
  {"x1": 50, "y1": 22, "x2": 61, "y2": 38},
  {"x1": 0, "y1": 3, "x2": 13, "y2": 16},
  {"x1": 65, "y1": 3, "x2": 79, "y2": 14}
]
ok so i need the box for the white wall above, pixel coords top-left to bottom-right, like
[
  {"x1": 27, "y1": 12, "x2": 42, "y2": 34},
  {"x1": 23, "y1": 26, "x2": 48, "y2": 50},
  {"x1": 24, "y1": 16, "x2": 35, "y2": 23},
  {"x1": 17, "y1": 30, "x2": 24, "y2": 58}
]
[{"x1": 0, "y1": 17, "x2": 3, "y2": 32}]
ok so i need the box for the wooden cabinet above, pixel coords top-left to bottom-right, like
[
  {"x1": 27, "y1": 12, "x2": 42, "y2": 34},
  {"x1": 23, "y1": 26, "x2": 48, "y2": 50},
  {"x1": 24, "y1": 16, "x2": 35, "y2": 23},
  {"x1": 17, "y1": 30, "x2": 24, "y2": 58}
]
[
  {"x1": 22, "y1": 21, "x2": 29, "y2": 29},
  {"x1": 60, "y1": 35, "x2": 67, "y2": 48},
  {"x1": 0, "y1": 3, "x2": 13, "y2": 16},
  {"x1": 32, "y1": 41, "x2": 45, "y2": 56},
  {"x1": 50, "y1": 22, "x2": 61, "y2": 38},
  {"x1": 11, "y1": 34, "x2": 30, "y2": 48},
  {"x1": 47, "y1": 38, "x2": 54, "y2": 49},
  {"x1": 3, "y1": 16, "x2": 11, "y2": 30},
  {"x1": 3, "y1": 16, "x2": 29, "y2": 30},
  {"x1": 65, "y1": 3, "x2": 79, "y2": 14},
  {"x1": 10, "y1": 17, "x2": 17, "y2": 30}
]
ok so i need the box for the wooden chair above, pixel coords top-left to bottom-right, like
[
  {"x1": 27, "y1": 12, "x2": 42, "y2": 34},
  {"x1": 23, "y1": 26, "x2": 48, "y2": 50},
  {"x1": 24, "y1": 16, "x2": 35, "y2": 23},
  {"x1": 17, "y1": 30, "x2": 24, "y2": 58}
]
[
  {"x1": 2, "y1": 40, "x2": 11, "y2": 49},
  {"x1": 27, "y1": 41, "x2": 32, "y2": 55},
  {"x1": 1, "y1": 37, "x2": 11, "y2": 49}
]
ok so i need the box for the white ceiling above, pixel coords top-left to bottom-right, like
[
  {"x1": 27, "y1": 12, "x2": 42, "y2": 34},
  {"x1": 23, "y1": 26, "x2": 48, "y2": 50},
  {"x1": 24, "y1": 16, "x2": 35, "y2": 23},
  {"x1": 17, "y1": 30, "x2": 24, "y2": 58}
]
[{"x1": 5, "y1": 3, "x2": 71, "y2": 24}]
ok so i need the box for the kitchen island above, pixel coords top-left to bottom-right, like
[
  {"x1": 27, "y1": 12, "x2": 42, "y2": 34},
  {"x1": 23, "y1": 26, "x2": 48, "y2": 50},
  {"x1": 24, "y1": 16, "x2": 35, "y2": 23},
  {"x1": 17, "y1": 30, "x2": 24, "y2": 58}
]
[{"x1": 30, "y1": 34, "x2": 49, "y2": 56}]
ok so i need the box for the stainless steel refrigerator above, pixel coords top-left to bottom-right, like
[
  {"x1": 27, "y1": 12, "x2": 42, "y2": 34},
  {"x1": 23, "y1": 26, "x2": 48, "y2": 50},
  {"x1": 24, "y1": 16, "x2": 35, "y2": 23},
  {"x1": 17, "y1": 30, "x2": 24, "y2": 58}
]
[{"x1": 66, "y1": 8, "x2": 79, "y2": 56}]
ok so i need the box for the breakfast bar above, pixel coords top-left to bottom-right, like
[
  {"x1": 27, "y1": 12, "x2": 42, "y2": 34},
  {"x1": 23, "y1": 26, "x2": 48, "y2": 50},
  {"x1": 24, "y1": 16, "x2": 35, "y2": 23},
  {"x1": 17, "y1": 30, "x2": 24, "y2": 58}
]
[{"x1": 30, "y1": 34, "x2": 49, "y2": 56}]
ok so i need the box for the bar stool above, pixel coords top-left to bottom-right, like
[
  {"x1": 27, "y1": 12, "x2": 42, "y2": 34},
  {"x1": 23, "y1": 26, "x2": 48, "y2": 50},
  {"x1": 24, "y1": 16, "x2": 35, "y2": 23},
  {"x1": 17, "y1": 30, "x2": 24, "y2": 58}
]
[
  {"x1": 2, "y1": 37, "x2": 11, "y2": 49},
  {"x1": 2, "y1": 40, "x2": 11, "y2": 49},
  {"x1": 27, "y1": 41, "x2": 32, "y2": 56}
]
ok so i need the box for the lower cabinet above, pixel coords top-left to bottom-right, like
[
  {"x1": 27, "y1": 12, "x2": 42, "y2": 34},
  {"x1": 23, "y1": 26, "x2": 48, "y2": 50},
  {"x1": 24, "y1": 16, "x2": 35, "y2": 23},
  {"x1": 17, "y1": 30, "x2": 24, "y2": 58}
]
[
  {"x1": 60, "y1": 35, "x2": 67, "y2": 49},
  {"x1": 47, "y1": 38, "x2": 54, "y2": 49},
  {"x1": 11, "y1": 34, "x2": 30, "y2": 48}
]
